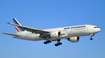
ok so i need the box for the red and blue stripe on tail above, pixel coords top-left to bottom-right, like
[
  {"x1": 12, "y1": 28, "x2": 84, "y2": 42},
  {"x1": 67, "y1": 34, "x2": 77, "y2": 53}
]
[{"x1": 13, "y1": 18, "x2": 24, "y2": 32}]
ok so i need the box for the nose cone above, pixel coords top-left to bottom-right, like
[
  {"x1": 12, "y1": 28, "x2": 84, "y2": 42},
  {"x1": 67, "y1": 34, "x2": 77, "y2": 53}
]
[
  {"x1": 97, "y1": 28, "x2": 101, "y2": 32},
  {"x1": 98, "y1": 28, "x2": 101, "y2": 31}
]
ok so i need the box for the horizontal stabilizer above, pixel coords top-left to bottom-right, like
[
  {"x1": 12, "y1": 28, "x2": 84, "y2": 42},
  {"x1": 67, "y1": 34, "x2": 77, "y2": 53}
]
[{"x1": 2, "y1": 32, "x2": 20, "y2": 37}]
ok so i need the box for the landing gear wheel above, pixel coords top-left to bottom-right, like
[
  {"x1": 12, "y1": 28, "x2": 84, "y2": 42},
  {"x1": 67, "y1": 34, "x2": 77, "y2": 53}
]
[
  {"x1": 55, "y1": 42, "x2": 62, "y2": 46},
  {"x1": 44, "y1": 42, "x2": 48, "y2": 44},
  {"x1": 44, "y1": 40, "x2": 51, "y2": 44},
  {"x1": 54, "y1": 39, "x2": 62, "y2": 46},
  {"x1": 90, "y1": 38, "x2": 93, "y2": 40},
  {"x1": 55, "y1": 44, "x2": 59, "y2": 46},
  {"x1": 90, "y1": 34, "x2": 94, "y2": 40},
  {"x1": 58, "y1": 42, "x2": 62, "y2": 45}
]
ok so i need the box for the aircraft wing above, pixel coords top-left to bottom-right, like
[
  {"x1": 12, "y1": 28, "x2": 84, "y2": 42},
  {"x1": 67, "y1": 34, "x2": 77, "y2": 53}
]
[
  {"x1": 2, "y1": 32, "x2": 21, "y2": 37},
  {"x1": 8, "y1": 23, "x2": 50, "y2": 34}
]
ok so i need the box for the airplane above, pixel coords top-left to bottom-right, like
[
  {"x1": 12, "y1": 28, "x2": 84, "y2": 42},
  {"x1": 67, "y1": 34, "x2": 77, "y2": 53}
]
[{"x1": 2, "y1": 18, "x2": 101, "y2": 46}]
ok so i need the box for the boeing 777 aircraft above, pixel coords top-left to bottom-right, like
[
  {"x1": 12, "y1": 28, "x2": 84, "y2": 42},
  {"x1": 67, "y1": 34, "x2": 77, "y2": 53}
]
[{"x1": 2, "y1": 18, "x2": 101, "y2": 46}]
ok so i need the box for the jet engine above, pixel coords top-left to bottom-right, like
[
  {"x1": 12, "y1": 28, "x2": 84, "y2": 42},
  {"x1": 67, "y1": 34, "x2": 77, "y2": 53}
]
[
  {"x1": 50, "y1": 31, "x2": 61, "y2": 38},
  {"x1": 68, "y1": 36, "x2": 80, "y2": 42}
]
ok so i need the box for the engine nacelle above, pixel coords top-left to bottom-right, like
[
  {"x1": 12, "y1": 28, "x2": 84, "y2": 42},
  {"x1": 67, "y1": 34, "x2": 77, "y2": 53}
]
[
  {"x1": 50, "y1": 31, "x2": 59, "y2": 38},
  {"x1": 68, "y1": 36, "x2": 80, "y2": 42},
  {"x1": 50, "y1": 31, "x2": 68, "y2": 39}
]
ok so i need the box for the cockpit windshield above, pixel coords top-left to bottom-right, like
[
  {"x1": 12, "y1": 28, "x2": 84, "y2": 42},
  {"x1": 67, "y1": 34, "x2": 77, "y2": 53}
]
[{"x1": 94, "y1": 27, "x2": 98, "y2": 28}]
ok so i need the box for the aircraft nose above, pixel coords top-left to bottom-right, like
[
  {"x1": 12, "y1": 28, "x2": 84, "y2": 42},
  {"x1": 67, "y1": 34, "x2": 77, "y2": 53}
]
[{"x1": 97, "y1": 28, "x2": 101, "y2": 32}]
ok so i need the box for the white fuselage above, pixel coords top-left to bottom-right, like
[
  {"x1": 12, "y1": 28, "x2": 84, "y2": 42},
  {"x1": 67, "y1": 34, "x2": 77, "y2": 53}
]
[{"x1": 15, "y1": 25, "x2": 100, "y2": 41}]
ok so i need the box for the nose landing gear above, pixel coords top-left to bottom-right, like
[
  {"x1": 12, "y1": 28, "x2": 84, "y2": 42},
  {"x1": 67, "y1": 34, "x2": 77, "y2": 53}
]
[
  {"x1": 90, "y1": 37, "x2": 93, "y2": 40},
  {"x1": 90, "y1": 34, "x2": 95, "y2": 40}
]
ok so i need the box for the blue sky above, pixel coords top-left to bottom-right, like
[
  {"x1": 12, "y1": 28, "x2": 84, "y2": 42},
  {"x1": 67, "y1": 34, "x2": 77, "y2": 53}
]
[{"x1": 0, "y1": 0, "x2": 105, "y2": 58}]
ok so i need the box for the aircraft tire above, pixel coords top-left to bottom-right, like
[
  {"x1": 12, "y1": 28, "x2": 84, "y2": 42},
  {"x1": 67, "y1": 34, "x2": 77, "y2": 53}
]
[{"x1": 90, "y1": 38, "x2": 93, "y2": 40}]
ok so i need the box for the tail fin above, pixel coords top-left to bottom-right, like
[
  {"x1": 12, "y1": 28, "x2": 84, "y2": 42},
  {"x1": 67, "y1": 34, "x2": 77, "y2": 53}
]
[{"x1": 13, "y1": 18, "x2": 24, "y2": 33}]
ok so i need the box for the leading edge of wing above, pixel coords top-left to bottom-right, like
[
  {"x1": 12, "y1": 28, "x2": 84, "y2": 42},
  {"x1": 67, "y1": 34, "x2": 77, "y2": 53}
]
[{"x1": 8, "y1": 23, "x2": 50, "y2": 34}]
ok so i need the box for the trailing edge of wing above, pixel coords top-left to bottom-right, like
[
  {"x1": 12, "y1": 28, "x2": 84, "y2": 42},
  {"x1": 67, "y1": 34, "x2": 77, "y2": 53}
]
[
  {"x1": 2, "y1": 32, "x2": 21, "y2": 37},
  {"x1": 8, "y1": 23, "x2": 50, "y2": 34}
]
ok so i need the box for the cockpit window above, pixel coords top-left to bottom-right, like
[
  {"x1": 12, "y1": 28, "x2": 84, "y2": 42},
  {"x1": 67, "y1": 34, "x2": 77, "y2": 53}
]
[{"x1": 94, "y1": 27, "x2": 98, "y2": 28}]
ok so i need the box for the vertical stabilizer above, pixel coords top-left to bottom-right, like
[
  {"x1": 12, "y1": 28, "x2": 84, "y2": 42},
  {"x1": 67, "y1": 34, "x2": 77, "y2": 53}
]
[{"x1": 13, "y1": 18, "x2": 24, "y2": 33}]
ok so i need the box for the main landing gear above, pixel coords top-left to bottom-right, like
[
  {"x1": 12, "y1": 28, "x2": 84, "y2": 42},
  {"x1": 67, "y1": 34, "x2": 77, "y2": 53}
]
[
  {"x1": 44, "y1": 39, "x2": 62, "y2": 46},
  {"x1": 55, "y1": 39, "x2": 62, "y2": 46},
  {"x1": 44, "y1": 40, "x2": 51, "y2": 44},
  {"x1": 90, "y1": 34, "x2": 95, "y2": 40}
]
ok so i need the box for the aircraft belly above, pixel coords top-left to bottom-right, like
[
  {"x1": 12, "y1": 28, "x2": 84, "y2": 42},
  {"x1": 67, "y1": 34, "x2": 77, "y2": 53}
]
[
  {"x1": 18, "y1": 34, "x2": 43, "y2": 41},
  {"x1": 28, "y1": 34, "x2": 43, "y2": 41},
  {"x1": 49, "y1": 38, "x2": 59, "y2": 40}
]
